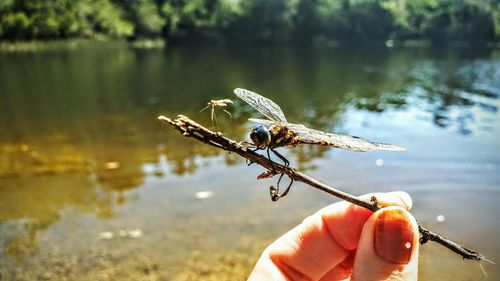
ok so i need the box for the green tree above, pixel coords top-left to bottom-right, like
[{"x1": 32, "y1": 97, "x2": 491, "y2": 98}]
[
  {"x1": 160, "y1": 0, "x2": 237, "y2": 40},
  {"x1": 382, "y1": 0, "x2": 494, "y2": 45},
  {"x1": 0, "y1": 0, "x2": 133, "y2": 40},
  {"x1": 92, "y1": 0, "x2": 134, "y2": 38},
  {"x1": 292, "y1": 0, "x2": 322, "y2": 43},
  {"x1": 0, "y1": 0, "x2": 497, "y2": 44},
  {"x1": 118, "y1": 0, "x2": 164, "y2": 38},
  {"x1": 224, "y1": 0, "x2": 296, "y2": 42},
  {"x1": 321, "y1": 0, "x2": 394, "y2": 44},
  {"x1": 1, "y1": 12, "x2": 31, "y2": 39}
]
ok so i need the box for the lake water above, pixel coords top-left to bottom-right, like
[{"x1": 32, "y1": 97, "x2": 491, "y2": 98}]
[{"x1": 0, "y1": 45, "x2": 499, "y2": 280}]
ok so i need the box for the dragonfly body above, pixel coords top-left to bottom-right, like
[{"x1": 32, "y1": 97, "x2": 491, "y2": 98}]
[
  {"x1": 235, "y1": 87, "x2": 406, "y2": 153},
  {"x1": 251, "y1": 124, "x2": 299, "y2": 149},
  {"x1": 249, "y1": 118, "x2": 406, "y2": 152},
  {"x1": 234, "y1": 87, "x2": 406, "y2": 200}
]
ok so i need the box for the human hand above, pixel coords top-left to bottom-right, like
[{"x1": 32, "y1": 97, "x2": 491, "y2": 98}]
[{"x1": 249, "y1": 192, "x2": 419, "y2": 281}]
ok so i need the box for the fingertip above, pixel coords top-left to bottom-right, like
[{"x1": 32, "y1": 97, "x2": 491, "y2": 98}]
[
  {"x1": 351, "y1": 206, "x2": 419, "y2": 280},
  {"x1": 374, "y1": 207, "x2": 417, "y2": 264}
]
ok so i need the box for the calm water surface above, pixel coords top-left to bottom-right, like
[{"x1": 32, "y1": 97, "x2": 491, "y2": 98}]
[{"x1": 0, "y1": 45, "x2": 499, "y2": 280}]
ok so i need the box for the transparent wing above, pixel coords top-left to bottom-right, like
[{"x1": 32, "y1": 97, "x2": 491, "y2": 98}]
[
  {"x1": 234, "y1": 88, "x2": 288, "y2": 123},
  {"x1": 248, "y1": 118, "x2": 284, "y2": 127},
  {"x1": 249, "y1": 118, "x2": 406, "y2": 152}
]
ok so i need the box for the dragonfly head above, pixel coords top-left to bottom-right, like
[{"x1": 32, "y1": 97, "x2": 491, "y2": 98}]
[{"x1": 250, "y1": 125, "x2": 271, "y2": 149}]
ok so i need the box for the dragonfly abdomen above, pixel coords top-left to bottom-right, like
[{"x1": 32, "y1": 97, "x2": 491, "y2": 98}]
[
  {"x1": 298, "y1": 139, "x2": 339, "y2": 147},
  {"x1": 268, "y1": 125, "x2": 300, "y2": 148}
]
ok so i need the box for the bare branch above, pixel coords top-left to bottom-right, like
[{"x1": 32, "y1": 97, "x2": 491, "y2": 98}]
[{"x1": 158, "y1": 114, "x2": 489, "y2": 263}]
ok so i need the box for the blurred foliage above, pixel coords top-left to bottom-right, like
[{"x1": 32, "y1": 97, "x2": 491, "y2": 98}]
[
  {"x1": 0, "y1": 0, "x2": 498, "y2": 44},
  {"x1": 0, "y1": 0, "x2": 133, "y2": 39},
  {"x1": 382, "y1": 0, "x2": 496, "y2": 44}
]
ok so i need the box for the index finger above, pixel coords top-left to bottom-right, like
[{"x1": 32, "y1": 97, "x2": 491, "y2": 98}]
[{"x1": 248, "y1": 191, "x2": 412, "y2": 281}]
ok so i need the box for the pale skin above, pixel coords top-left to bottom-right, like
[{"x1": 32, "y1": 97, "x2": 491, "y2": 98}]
[{"x1": 249, "y1": 192, "x2": 419, "y2": 281}]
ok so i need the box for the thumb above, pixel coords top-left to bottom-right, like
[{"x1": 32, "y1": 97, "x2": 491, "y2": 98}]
[{"x1": 351, "y1": 206, "x2": 419, "y2": 281}]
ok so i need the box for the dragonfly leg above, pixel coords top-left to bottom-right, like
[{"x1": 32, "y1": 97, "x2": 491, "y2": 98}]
[
  {"x1": 247, "y1": 147, "x2": 260, "y2": 166},
  {"x1": 268, "y1": 148, "x2": 291, "y2": 200},
  {"x1": 266, "y1": 147, "x2": 276, "y2": 172},
  {"x1": 280, "y1": 178, "x2": 294, "y2": 198},
  {"x1": 276, "y1": 172, "x2": 285, "y2": 188},
  {"x1": 270, "y1": 148, "x2": 290, "y2": 167},
  {"x1": 270, "y1": 175, "x2": 294, "y2": 201}
]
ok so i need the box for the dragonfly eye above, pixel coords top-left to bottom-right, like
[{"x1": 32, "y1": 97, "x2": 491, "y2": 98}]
[{"x1": 250, "y1": 125, "x2": 270, "y2": 148}]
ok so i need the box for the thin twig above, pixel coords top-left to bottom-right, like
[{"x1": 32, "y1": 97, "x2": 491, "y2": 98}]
[{"x1": 158, "y1": 114, "x2": 490, "y2": 263}]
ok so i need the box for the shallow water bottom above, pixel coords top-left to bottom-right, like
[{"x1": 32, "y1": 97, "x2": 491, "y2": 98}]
[{"x1": 1, "y1": 169, "x2": 498, "y2": 281}]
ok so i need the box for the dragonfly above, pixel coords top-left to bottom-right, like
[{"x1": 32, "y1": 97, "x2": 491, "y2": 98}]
[{"x1": 234, "y1": 88, "x2": 406, "y2": 201}]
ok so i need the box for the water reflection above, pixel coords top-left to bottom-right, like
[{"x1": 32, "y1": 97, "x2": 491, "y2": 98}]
[
  {"x1": 350, "y1": 51, "x2": 500, "y2": 135},
  {"x1": 0, "y1": 46, "x2": 499, "y2": 276},
  {"x1": 0, "y1": 175, "x2": 117, "y2": 260}
]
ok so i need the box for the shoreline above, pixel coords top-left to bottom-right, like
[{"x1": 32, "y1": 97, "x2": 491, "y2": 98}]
[
  {"x1": 1, "y1": 38, "x2": 498, "y2": 53},
  {"x1": 0, "y1": 38, "x2": 165, "y2": 52}
]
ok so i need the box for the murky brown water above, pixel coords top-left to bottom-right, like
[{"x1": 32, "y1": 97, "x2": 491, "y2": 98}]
[{"x1": 0, "y1": 45, "x2": 499, "y2": 280}]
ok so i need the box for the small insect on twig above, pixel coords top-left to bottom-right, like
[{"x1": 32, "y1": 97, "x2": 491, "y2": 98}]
[{"x1": 199, "y1": 99, "x2": 233, "y2": 127}]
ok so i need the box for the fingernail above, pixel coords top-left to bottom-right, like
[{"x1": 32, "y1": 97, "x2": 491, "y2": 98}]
[{"x1": 374, "y1": 208, "x2": 414, "y2": 264}]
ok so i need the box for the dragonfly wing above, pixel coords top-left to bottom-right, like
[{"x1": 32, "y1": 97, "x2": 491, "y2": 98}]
[
  {"x1": 248, "y1": 118, "x2": 279, "y2": 127},
  {"x1": 285, "y1": 123, "x2": 407, "y2": 152},
  {"x1": 234, "y1": 88, "x2": 288, "y2": 123}
]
